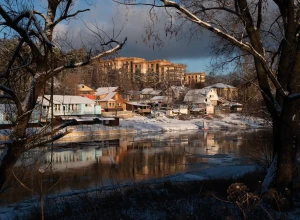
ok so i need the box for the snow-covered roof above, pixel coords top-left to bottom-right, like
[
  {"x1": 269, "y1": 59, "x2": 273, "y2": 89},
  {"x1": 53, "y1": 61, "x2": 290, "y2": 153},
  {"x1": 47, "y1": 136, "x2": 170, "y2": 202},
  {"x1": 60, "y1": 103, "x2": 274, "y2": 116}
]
[
  {"x1": 184, "y1": 90, "x2": 205, "y2": 100},
  {"x1": 184, "y1": 89, "x2": 211, "y2": 97},
  {"x1": 98, "y1": 92, "x2": 117, "y2": 101},
  {"x1": 204, "y1": 83, "x2": 236, "y2": 89},
  {"x1": 141, "y1": 88, "x2": 154, "y2": 94},
  {"x1": 95, "y1": 87, "x2": 118, "y2": 95},
  {"x1": 38, "y1": 95, "x2": 94, "y2": 106},
  {"x1": 150, "y1": 96, "x2": 166, "y2": 101},
  {"x1": 184, "y1": 93, "x2": 212, "y2": 104},
  {"x1": 184, "y1": 88, "x2": 218, "y2": 102},
  {"x1": 150, "y1": 90, "x2": 162, "y2": 95},
  {"x1": 126, "y1": 102, "x2": 150, "y2": 107},
  {"x1": 218, "y1": 97, "x2": 242, "y2": 106}
]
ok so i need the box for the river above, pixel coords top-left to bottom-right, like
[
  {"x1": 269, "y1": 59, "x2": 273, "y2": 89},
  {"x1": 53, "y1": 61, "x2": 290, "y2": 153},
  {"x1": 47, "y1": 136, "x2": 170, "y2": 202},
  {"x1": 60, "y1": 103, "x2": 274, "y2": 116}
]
[{"x1": 0, "y1": 129, "x2": 272, "y2": 205}]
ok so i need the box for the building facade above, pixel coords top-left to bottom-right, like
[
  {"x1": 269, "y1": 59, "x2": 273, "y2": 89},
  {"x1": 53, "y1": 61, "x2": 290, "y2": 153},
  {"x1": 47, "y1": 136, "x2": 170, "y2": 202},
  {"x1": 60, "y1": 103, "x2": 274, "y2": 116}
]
[
  {"x1": 99, "y1": 57, "x2": 186, "y2": 85},
  {"x1": 183, "y1": 72, "x2": 206, "y2": 85}
]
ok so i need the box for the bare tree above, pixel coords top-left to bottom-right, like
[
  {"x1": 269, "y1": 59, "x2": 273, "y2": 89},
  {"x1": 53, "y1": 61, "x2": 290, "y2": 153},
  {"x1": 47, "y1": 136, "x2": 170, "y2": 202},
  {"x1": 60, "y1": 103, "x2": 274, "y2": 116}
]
[
  {"x1": 0, "y1": 0, "x2": 126, "y2": 191},
  {"x1": 116, "y1": 0, "x2": 300, "y2": 197}
]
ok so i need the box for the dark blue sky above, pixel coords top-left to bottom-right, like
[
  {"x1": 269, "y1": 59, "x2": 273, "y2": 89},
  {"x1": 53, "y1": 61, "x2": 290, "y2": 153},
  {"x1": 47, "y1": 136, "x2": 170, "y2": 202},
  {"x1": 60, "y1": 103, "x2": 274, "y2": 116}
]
[{"x1": 46, "y1": 0, "x2": 226, "y2": 73}]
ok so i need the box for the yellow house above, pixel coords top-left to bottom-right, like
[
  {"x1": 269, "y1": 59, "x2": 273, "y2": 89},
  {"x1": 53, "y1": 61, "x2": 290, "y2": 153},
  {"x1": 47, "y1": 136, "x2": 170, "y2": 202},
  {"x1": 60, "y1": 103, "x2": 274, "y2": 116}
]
[{"x1": 77, "y1": 84, "x2": 96, "y2": 99}]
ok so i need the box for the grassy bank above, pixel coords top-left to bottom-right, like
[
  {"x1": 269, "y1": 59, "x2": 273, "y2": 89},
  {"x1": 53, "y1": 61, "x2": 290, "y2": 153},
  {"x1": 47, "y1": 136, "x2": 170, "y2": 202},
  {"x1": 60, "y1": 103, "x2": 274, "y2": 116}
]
[{"x1": 19, "y1": 170, "x2": 300, "y2": 220}]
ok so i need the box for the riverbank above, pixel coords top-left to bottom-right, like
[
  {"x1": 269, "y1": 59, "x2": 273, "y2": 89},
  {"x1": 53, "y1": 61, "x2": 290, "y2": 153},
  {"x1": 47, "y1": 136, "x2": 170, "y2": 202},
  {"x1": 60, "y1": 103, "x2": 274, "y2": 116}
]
[
  {"x1": 117, "y1": 113, "x2": 270, "y2": 133},
  {"x1": 0, "y1": 113, "x2": 270, "y2": 141},
  {"x1": 5, "y1": 167, "x2": 300, "y2": 220},
  {"x1": 57, "y1": 113, "x2": 270, "y2": 142}
]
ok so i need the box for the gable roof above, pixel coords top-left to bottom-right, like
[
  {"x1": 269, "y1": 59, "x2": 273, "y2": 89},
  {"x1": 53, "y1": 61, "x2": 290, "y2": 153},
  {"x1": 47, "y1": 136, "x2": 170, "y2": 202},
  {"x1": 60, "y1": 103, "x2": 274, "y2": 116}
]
[
  {"x1": 77, "y1": 84, "x2": 94, "y2": 92},
  {"x1": 150, "y1": 96, "x2": 166, "y2": 101},
  {"x1": 97, "y1": 92, "x2": 117, "y2": 101},
  {"x1": 141, "y1": 88, "x2": 154, "y2": 94},
  {"x1": 95, "y1": 87, "x2": 118, "y2": 95},
  {"x1": 38, "y1": 95, "x2": 94, "y2": 106},
  {"x1": 184, "y1": 89, "x2": 206, "y2": 98},
  {"x1": 150, "y1": 90, "x2": 162, "y2": 95},
  {"x1": 204, "y1": 83, "x2": 236, "y2": 89}
]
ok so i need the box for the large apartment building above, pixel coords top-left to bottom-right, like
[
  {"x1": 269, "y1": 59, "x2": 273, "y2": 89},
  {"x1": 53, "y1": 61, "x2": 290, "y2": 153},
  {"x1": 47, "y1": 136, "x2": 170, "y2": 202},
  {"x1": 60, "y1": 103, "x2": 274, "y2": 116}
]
[
  {"x1": 99, "y1": 57, "x2": 187, "y2": 85},
  {"x1": 183, "y1": 72, "x2": 206, "y2": 85}
]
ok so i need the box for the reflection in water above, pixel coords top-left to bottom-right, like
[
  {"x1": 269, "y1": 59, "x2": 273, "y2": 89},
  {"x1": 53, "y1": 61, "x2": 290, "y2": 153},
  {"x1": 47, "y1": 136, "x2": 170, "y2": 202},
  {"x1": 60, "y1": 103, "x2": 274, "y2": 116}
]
[{"x1": 0, "y1": 129, "x2": 272, "y2": 205}]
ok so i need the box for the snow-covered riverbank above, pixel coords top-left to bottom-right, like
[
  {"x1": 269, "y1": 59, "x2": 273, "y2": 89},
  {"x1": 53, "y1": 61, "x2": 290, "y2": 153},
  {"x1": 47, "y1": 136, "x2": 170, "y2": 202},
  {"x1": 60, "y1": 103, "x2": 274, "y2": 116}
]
[{"x1": 119, "y1": 113, "x2": 270, "y2": 133}]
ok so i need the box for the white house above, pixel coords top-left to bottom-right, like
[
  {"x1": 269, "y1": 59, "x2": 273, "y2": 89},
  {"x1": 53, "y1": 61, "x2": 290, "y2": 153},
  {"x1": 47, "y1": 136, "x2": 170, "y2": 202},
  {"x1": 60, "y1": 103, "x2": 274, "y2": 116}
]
[
  {"x1": 0, "y1": 95, "x2": 101, "y2": 125},
  {"x1": 184, "y1": 88, "x2": 218, "y2": 114},
  {"x1": 36, "y1": 95, "x2": 100, "y2": 119},
  {"x1": 184, "y1": 89, "x2": 218, "y2": 105}
]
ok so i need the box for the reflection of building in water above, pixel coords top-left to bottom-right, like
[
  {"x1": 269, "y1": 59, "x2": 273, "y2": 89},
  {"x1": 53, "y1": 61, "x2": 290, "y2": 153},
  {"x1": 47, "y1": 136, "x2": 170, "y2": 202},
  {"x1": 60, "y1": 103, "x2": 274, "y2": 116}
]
[
  {"x1": 183, "y1": 132, "x2": 244, "y2": 164},
  {"x1": 40, "y1": 139, "x2": 129, "y2": 171}
]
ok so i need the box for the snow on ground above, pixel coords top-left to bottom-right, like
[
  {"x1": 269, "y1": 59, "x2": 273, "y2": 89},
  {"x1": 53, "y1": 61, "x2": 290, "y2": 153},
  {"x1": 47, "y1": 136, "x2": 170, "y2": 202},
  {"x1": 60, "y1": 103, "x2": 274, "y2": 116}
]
[
  {"x1": 120, "y1": 115, "x2": 198, "y2": 132},
  {"x1": 119, "y1": 113, "x2": 269, "y2": 133}
]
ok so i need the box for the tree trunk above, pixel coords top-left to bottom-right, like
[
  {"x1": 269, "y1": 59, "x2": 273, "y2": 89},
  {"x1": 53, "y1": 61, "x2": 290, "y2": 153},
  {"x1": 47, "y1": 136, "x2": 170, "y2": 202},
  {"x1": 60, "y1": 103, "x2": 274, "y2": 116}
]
[
  {"x1": 0, "y1": 117, "x2": 30, "y2": 191},
  {"x1": 0, "y1": 142, "x2": 23, "y2": 192},
  {"x1": 272, "y1": 100, "x2": 298, "y2": 207}
]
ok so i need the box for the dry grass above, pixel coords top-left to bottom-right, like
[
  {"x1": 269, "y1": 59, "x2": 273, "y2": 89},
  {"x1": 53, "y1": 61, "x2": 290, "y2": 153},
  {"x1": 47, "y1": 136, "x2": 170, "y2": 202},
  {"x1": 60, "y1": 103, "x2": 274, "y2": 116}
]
[{"x1": 19, "y1": 169, "x2": 300, "y2": 220}]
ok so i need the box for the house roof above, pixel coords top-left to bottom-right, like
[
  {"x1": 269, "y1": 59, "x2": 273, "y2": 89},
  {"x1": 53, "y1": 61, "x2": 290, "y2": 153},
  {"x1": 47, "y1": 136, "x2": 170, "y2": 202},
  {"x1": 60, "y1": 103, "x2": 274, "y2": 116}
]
[
  {"x1": 38, "y1": 95, "x2": 94, "y2": 106},
  {"x1": 126, "y1": 102, "x2": 150, "y2": 107},
  {"x1": 141, "y1": 88, "x2": 154, "y2": 94},
  {"x1": 97, "y1": 92, "x2": 117, "y2": 101},
  {"x1": 204, "y1": 83, "x2": 236, "y2": 89},
  {"x1": 184, "y1": 91, "x2": 213, "y2": 104},
  {"x1": 150, "y1": 90, "x2": 162, "y2": 95},
  {"x1": 77, "y1": 84, "x2": 94, "y2": 92},
  {"x1": 150, "y1": 96, "x2": 166, "y2": 101},
  {"x1": 190, "y1": 96, "x2": 211, "y2": 104},
  {"x1": 95, "y1": 87, "x2": 118, "y2": 95},
  {"x1": 185, "y1": 89, "x2": 212, "y2": 97}
]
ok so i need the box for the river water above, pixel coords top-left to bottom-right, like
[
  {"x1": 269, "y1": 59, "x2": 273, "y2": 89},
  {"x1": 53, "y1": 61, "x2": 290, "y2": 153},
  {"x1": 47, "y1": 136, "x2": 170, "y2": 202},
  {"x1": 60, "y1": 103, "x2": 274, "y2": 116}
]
[{"x1": 0, "y1": 129, "x2": 272, "y2": 205}]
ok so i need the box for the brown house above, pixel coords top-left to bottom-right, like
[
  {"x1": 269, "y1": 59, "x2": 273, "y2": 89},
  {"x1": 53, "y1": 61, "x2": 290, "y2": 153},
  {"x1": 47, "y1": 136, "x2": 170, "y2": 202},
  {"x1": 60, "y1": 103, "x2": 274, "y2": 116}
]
[{"x1": 95, "y1": 91, "x2": 127, "y2": 112}]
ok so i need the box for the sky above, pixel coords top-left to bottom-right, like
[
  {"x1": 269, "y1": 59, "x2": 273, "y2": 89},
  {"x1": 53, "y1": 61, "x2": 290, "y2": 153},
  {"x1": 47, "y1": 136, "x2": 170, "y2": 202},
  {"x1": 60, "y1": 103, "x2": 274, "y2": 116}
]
[{"x1": 42, "y1": 0, "x2": 229, "y2": 73}]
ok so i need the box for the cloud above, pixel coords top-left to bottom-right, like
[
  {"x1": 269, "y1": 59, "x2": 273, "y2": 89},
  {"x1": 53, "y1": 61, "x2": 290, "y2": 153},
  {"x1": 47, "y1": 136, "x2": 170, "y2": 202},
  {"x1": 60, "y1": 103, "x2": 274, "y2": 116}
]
[{"x1": 62, "y1": 1, "x2": 214, "y2": 61}]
